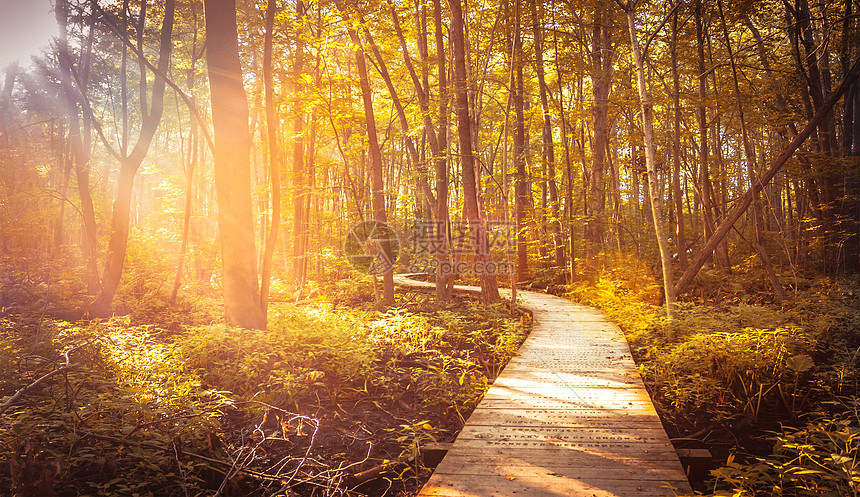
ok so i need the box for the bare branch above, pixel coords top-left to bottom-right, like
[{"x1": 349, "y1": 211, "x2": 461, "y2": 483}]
[{"x1": 91, "y1": 2, "x2": 215, "y2": 153}]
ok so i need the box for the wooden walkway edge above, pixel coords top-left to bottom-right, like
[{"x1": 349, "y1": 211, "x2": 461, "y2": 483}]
[{"x1": 393, "y1": 277, "x2": 691, "y2": 497}]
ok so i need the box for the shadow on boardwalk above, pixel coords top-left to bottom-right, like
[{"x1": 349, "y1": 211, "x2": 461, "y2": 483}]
[{"x1": 393, "y1": 276, "x2": 691, "y2": 497}]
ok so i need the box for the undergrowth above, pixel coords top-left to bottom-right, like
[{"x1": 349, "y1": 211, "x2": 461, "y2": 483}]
[
  {"x1": 565, "y1": 253, "x2": 860, "y2": 497},
  {"x1": 0, "y1": 275, "x2": 528, "y2": 496}
]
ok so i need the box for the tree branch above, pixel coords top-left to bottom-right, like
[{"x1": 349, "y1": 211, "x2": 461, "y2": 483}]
[
  {"x1": 674, "y1": 55, "x2": 860, "y2": 296},
  {"x1": 91, "y1": 2, "x2": 215, "y2": 153},
  {"x1": 642, "y1": 2, "x2": 681, "y2": 60},
  {"x1": 0, "y1": 341, "x2": 93, "y2": 417}
]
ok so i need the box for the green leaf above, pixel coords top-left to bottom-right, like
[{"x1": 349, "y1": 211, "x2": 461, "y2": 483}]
[{"x1": 786, "y1": 355, "x2": 815, "y2": 373}]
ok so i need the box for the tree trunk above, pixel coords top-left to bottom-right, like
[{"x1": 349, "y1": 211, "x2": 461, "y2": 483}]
[
  {"x1": 90, "y1": 0, "x2": 176, "y2": 317},
  {"x1": 203, "y1": 0, "x2": 266, "y2": 329},
  {"x1": 433, "y1": 0, "x2": 453, "y2": 302},
  {"x1": 170, "y1": 4, "x2": 199, "y2": 304},
  {"x1": 513, "y1": 0, "x2": 528, "y2": 282},
  {"x1": 259, "y1": 0, "x2": 280, "y2": 317},
  {"x1": 585, "y1": 0, "x2": 613, "y2": 262},
  {"x1": 336, "y1": 0, "x2": 395, "y2": 305},
  {"x1": 552, "y1": 0, "x2": 575, "y2": 280},
  {"x1": 291, "y1": 1, "x2": 308, "y2": 288},
  {"x1": 670, "y1": 6, "x2": 688, "y2": 270},
  {"x1": 695, "y1": 0, "x2": 716, "y2": 269},
  {"x1": 55, "y1": 0, "x2": 100, "y2": 297},
  {"x1": 450, "y1": 0, "x2": 500, "y2": 302},
  {"x1": 622, "y1": 1, "x2": 676, "y2": 315}
]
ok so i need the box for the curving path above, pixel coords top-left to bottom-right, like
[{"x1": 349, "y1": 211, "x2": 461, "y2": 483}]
[{"x1": 393, "y1": 276, "x2": 691, "y2": 497}]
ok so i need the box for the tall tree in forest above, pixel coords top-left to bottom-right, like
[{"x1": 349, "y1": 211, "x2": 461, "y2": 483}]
[
  {"x1": 432, "y1": 0, "x2": 453, "y2": 301},
  {"x1": 170, "y1": 3, "x2": 201, "y2": 304},
  {"x1": 89, "y1": 0, "x2": 176, "y2": 317},
  {"x1": 291, "y1": 1, "x2": 308, "y2": 287},
  {"x1": 585, "y1": 0, "x2": 614, "y2": 261},
  {"x1": 335, "y1": 0, "x2": 395, "y2": 305},
  {"x1": 389, "y1": 0, "x2": 453, "y2": 301},
  {"x1": 513, "y1": 0, "x2": 528, "y2": 282},
  {"x1": 695, "y1": 0, "x2": 716, "y2": 268},
  {"x1": 532, "y1": 0, "x2": 563, "y2": 269},
  {"x1": 617, "y1": 0, "x2": 676, "y2": 314},
  {"x1": 669, "y1": 5, "x2": 688, "y2": 270},
  {"x1": 259, "y1": 0, "x2": 280, "y2": 317},
  {"x1": 55, "y1": 0, "x2": 100, "y2": 296},
  {"x1": 450, "y1": 0, "x2": 500, "y2": 302},
  {"x1": 204, "y1": 0, "x2": 266, "y2": 329}
]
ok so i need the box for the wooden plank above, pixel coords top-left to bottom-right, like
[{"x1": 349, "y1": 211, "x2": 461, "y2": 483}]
[
  {"x1": 392, "y1": 278, "x2": 691, "y2": 497},
  {"x1": 463, "y1": 408, "x2": 667, "y2": 428},
  {"x1": 491, "y1": 373, "x2": 642, "y2": 389},
  {"x1": 482, "y1": 385, "x2": 654, "y2": 401},
  {"x1": 448, "y1": 438, "x2": 679, "y2": 454},
  {"x1": 419, "y1": 474, "x2": 689, "y2": 497},
  {"x1": 431, "y1": 448, "x2": 689, "y2": 468},
  {"x1": 477, "y1": 398, "x2": 659, "y2": 412},
  {"x1": 432, "y1": 452, "x2": 687, "y2": 480}
]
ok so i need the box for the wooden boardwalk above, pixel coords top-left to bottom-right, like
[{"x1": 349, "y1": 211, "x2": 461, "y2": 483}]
[{"x1": 394, "y1": 277, "x2": 691, "y2": 497}]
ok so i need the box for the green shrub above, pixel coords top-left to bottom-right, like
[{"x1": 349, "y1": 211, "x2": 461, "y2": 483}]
[
  {"x1": 647, "y1": 327, "x2": 814, "y2": 420},
  {"x1": 712, "y1": 412, "x2": 860, "y2": 496},
  {"x1": 176, "y1": 303, "x2": 376, "y2": 407},
  {"x1": 0, "y1": 319, "x2": 230, "y2": 496}
]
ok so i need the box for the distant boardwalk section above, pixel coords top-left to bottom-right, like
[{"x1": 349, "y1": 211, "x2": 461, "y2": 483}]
[{"x1": 394, "y1": 276, "x2": 691, "y2": 497}]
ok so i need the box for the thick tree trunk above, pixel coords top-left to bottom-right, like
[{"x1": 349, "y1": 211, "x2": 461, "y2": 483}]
[
  {"x1": 585, "y1": 0, "x2": 613, "y2": 261},
  {"x1": 450, "y1": 0, "x2": 500, "y2": 302},
  {"x1": 203, "y1": 0, "x2": 266, "y2": 329}
]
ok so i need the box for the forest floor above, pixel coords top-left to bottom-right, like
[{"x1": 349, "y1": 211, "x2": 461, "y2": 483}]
[
  {"x1": 2, "y1": 261, "x2": 860, "y2": 496},
  {"x1": 0, "y1": 272, "x2": 530, "y2": 497}
]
